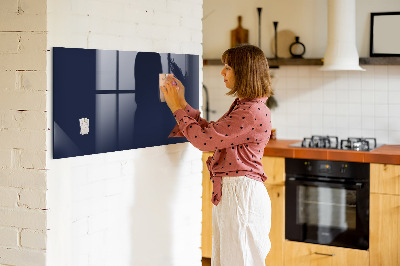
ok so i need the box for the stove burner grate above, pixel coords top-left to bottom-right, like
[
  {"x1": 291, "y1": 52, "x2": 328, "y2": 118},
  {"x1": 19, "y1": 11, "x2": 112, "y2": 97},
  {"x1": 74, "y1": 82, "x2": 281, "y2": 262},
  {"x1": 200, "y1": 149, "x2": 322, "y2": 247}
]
[
  {"x1": 340, "y1": 137, "x2": 377, "y2": 151},
  {"x1": 301, "y1": 135, "x2": 339, "y2": 149}
]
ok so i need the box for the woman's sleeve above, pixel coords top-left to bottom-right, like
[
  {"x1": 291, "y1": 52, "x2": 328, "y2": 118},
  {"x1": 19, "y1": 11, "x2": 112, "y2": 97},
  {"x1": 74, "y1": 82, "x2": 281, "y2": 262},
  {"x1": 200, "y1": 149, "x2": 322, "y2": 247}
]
[
  {"x1": 171, "y1": 106, "x2": 257, "y2": 152},
  {"x1": 169, "y1": 103, "x2": 210, "y2": 137}
]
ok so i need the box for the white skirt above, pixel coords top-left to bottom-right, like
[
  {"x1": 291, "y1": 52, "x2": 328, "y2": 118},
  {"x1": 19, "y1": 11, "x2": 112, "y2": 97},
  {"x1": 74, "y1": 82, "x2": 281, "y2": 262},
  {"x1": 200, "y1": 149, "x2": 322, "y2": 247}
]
[{"x1": 212, "y1": 176, "x2": 271, "y2": 266}]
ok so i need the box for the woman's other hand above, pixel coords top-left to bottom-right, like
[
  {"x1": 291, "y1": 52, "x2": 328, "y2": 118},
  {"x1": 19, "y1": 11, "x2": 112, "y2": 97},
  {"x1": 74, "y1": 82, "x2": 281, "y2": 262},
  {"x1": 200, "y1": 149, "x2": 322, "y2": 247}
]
[{"x1": 161, "y1": 76, "x2": 186, "y2": 113}]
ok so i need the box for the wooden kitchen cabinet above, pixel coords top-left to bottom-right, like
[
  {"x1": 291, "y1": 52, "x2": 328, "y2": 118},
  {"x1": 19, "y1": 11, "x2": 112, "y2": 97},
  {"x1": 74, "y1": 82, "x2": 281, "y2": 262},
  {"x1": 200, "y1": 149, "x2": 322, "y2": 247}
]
[
  {"x1": 370, "y1": 163, "x2": 400, "y2": 195},
  {"x1": 284, "y1": 241, "x2": 369, "y2": 266},
  {"x1": 370, "y1": 163, "x2": 400, "y2": 266},
  {"x1": 370, "y1": 193, "x2": 400, "y2": 266},
  {"x1": 264, "y1": 184, "x2": 285, "y2": 266},
  {"x1": 262, "y1": 156, "x2": 285, "y2": 266},
  {"x1": 261, "y1": 156, "x2": 285, "y2": 186},
  {"x1": 202, "y1": 152, "x2": 213, "y2": 258}
]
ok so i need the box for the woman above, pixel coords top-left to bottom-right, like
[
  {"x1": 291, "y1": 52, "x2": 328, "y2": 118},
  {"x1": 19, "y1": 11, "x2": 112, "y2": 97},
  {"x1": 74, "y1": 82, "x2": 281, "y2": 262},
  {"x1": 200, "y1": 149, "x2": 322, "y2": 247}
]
[{"x1": 161, "y1": 44, "x2": 273, "y2": 266}]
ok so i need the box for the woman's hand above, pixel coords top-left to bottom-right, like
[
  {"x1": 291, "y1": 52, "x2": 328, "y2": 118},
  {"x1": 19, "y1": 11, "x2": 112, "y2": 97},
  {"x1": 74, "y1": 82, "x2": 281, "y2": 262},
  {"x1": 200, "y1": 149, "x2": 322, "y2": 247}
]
[
  {"x1": 161, "y1": 76, "x2": 186, "y2": 113},
  {"x1": 171, "y1": 76, "x2": 187, "y2": 108}
]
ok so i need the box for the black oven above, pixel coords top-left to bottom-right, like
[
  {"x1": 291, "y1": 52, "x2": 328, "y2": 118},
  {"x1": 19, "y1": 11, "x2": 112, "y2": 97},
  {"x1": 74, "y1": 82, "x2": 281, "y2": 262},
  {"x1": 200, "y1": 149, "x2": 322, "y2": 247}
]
[{"x1": 285, "y1": 158, "x2": 369, "y2": 250}]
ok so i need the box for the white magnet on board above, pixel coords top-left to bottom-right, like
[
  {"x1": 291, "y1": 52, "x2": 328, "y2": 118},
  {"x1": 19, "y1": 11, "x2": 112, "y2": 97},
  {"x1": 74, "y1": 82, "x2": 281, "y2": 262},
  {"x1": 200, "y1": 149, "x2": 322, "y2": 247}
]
[{"x1": 79, "y1": 118, "x2": 89, "y2": 135}]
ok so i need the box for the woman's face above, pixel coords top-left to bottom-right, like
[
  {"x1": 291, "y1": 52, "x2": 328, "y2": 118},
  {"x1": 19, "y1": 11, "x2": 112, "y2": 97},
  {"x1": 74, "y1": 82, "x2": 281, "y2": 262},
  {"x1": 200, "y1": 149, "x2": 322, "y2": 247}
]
[{"x1": 220, "y1": 64, "x2": 235, "y2": 89}]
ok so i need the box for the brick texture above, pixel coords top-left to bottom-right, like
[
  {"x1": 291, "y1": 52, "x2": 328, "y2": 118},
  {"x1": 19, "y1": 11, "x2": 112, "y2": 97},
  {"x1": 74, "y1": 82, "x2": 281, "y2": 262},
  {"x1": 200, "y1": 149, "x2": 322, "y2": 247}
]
[
  {"x1": 21, "y1": 229, "x2": 47, "y2": 249},
  {"x1": 0, "y1": 0, "x2": 48, "y2": 264}
]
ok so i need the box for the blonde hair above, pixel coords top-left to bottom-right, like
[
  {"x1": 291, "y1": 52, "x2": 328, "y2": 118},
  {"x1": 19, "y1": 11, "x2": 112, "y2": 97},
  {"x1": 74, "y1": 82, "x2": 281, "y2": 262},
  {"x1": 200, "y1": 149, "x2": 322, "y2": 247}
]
[{"x1": 221, "y1": 44, "x2": 273, "y2": 99}]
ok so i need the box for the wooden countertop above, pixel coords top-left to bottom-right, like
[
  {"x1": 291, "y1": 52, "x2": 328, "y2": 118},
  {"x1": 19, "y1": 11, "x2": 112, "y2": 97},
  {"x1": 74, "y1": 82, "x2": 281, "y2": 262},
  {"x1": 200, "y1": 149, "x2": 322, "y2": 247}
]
[{"x1": 263, "y1": 139, "x2": 400, "y2": 165}]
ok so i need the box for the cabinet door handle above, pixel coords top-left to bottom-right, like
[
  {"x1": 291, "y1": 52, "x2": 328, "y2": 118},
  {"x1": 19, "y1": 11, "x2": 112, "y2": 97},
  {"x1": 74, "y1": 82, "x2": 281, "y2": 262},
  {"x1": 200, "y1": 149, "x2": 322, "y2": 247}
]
[{"x1": 314, "y1": 252, "x2": 335, "y2": 256}]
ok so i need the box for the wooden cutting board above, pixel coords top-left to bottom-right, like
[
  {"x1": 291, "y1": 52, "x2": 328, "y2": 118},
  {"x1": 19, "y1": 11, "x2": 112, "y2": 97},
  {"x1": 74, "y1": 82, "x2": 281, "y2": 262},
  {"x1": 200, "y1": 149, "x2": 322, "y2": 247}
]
[{"x1": 231, "y1": 16, "x2": 249, "y2": 48}]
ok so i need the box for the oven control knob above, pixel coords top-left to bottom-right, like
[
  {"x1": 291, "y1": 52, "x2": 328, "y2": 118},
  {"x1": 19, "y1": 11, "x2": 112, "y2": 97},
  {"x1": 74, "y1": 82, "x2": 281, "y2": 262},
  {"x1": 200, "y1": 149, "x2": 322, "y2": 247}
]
[
  {"x1": 340, "y1": 164, "x2": 347, "y2": 174},
  {"x1": 304, "y1": 161, "x2": 312, "y2": 171}
]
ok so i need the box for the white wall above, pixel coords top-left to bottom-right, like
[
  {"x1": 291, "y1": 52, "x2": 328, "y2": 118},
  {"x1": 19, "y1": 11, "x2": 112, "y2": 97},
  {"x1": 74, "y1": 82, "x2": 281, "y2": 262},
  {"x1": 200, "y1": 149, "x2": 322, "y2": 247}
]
[
  {"x1": 203, "y1": 0, "x2": 400, "y2": 58},
  {"x1": 203, "y1": 0, "x2": 400, "y2": 145},
  {"x1": 46, "y1": 1, "x2": 203, "y2": 266},
  {"x1": 0, "y1": 0, "x2": 48, "y2": 265}
]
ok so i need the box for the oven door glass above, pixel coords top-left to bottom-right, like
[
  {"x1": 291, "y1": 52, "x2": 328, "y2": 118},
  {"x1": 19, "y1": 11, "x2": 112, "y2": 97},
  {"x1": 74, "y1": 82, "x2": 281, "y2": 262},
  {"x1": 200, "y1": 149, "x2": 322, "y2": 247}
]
[
  {"x1": 298, "y1": 185, "x2": 356, "y2": 240},
  {"x1": 286, "y1": 180, "x2": 369, "y2": 250}
]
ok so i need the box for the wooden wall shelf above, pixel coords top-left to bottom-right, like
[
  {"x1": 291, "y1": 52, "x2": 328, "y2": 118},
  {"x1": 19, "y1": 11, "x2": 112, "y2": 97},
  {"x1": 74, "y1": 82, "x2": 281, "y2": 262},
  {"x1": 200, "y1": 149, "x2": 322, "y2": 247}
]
[
  {"x1": 359, "y1": 57, "x2": 400, "y2": 65},
  {"x1": 203, "y1": 58, "x2": 323, "y2": 67},
  {"x1": 203, "y1": 57, "x2": 400, "y2": 67}
]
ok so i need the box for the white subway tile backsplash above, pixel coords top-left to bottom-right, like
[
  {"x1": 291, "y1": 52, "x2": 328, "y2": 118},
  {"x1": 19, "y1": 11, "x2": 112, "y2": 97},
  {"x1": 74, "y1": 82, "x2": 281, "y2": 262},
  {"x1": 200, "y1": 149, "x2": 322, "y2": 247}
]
[
  {"x1": 272, "y1": 67, "x2": 286, "y2": 78},
  {"x1": 310, "y1": 66, "x2": 323, "y2": 77},
  {"x1": 388, "y1": 76, "x2": 400, "y2": 91},
  {"x1": 362, "y1": 129, "x2": 375, "y2": 138},
  {"x1": 310, "y1": 77, "x2": 324, "y2": 90},
  {"x1": 335, "y1": 73, "x2": 349, "y2": 90},
  {"x1": 298, "y1": 102, "x2": 311, "y2": 116},
  {"x1": 375, "y1": 117, "x2": 389, "y2": 130},
  {"x1": 311, "y1": 87, "x2": 323, "y2": 102},
  {"x1": 285, "y1": 66, "x2": 298, "y2": 77},
  {"x1": 204, "y1": 65, "x2": 400, "y2": 144},
  {"x1": 349, "y1": 128, "x2": 362, "y2": 137},
  {"x1": 388, "y1": 65, "x2": 400, "y2": 76},
  {"x1": 348, "y1": 90, "x2": 362, "y2": 104},
  {"x1": 286, "y1": 77, "x2": 299, "y2": 89},
  {"x1": 362, "y1": 116, "x2": 375, "y2": 130},
  {"x1": 298, "y1": 77, "x2": 311, "y2": 89},
  {"x1": 298, "y1": 89, "x2": 313, "y2": 103},
  {"x1": 336, "y1": 103, "x2": 349, "y2": 116},
  {"x1": 389, "y1": 104, "x2": 400, "y2": 117},
  {"x1": 374, "y1": 90, "x2": 388, "y2": 104},
  {"x1": 388, "y1": 131, "x2": 400, "y2": 143},
  {"x1": 298, "y1": 67, "x2": 311, "y2": 78},
  {"x1": 322, "y1": 70, "x2": 335, "y2": 78},
  {"x1": 388, "y1": 117, "x2": 400, "y2": 131},
  {"x1": 311, "y1": 127, "x2": 324, "y2": 136},
  {"x1": 348, "y1": 116, "x2": 362, "y2": 129},
  {"x1": 323, "y1": 115, "x2": 336, "y2": 129},
  {"x1": 375, "y1": 104, "x2": 389, "y2": 117},
  {"x1": 336, "y1": 90, "x2": 349, "y2": 103},
  {"x1": 374, "y1": 130, "x2": 389, "y2": 144},
  {"x1": 348, "y1": 72, "x2": 362, "y2": 90},
  {"x1": 362, "y1": 65, "x2": 375, "y2": 74},
  {"x1": 311, "y1": 114, "x2": 324, "y2": 127},
  {"x1": 323, "y1": 88, "x2": 336, "y2": 103},
  {"x1": 323, "y1": 103, "x2": 336, "y2": 116},
  {"x1": 296, "y1": 127, "x2": 312, "y2": 138},
  {"x1": 336, "y1": 115, "x2": 348, "y2": 129},
  {"x1": 374, "y1": 78, "x2": 388, "y2": 91},
  {"x1": 361, "y1": 104, "x2": 375, "y2": 117},
  {"x1": 287, "y1": 113, "x2": 300, "y2": 127},
  {"x1": 272, "y1": 76, "x2": 286, "y2": 91},
  {"x1": 388, "y1": 91, "x2": 400, "y2": 104},
  {"x1": 374, "y1": 65, "x2": 388, "y2": 77},
  {"x1": 361, "y1": 90, "x2": 375, "y2": 104}
]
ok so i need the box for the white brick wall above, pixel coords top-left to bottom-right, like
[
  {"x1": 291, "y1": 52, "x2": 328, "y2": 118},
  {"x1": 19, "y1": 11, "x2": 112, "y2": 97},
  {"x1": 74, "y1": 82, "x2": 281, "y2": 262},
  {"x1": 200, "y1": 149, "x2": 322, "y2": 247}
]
[
  {"x1": 2, "y1": 0, "x2": 203, "y2": 265},
  {"x1": 46, "y1": 1, "x2": 203, "y2": 266},
  {"x1": 0, "y1": 0, "x2": 48, "y2": 265}
]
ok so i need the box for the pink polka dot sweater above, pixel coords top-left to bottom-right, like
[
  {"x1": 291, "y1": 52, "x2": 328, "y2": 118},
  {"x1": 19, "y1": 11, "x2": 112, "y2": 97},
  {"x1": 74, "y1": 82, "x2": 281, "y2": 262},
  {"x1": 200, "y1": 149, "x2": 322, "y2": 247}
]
[{"x1": 169, "y1": 97, "x2": 272, "y2": 206}]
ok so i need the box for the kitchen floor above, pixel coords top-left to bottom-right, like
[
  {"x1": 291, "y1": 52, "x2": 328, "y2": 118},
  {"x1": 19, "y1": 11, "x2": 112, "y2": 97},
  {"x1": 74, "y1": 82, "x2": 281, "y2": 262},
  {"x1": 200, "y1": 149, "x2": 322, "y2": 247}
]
[{"x1": 202, "y1": 257, "x2": 211, "y2": 266}]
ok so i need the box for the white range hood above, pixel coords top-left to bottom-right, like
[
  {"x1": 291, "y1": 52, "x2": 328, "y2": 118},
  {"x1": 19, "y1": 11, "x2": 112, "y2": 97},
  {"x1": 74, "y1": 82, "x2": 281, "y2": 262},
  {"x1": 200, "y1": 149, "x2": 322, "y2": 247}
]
[{"x1": 320, "y1": 0, "x2": 365, "y2": 71}]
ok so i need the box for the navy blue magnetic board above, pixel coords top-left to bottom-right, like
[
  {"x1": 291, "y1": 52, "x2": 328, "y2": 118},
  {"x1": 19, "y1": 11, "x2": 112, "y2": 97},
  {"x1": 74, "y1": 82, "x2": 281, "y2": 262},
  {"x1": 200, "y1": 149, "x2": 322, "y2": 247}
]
[{"x1": 53, "y1": 47, "x2": 199, "y2": 159}]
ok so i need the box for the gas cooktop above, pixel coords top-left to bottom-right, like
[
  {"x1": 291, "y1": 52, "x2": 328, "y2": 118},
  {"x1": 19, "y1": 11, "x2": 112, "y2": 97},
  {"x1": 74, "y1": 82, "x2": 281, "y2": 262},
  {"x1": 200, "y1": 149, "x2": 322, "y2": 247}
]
[{"x1": 289, "y1": 135, "x2": 383, "y2": 151}]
